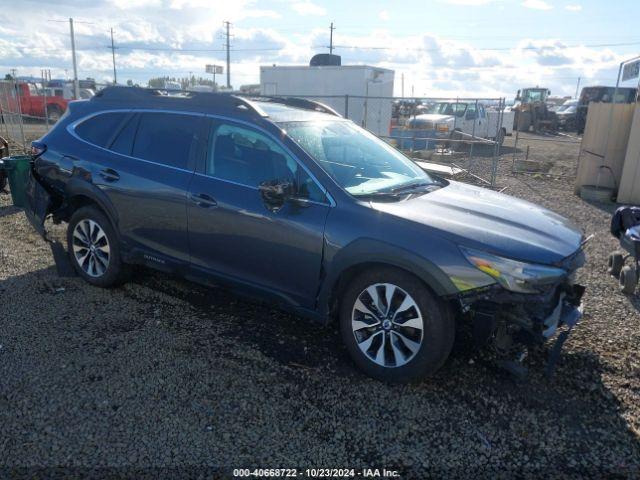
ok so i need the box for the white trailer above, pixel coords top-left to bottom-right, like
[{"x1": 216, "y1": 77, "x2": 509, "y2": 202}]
[{"x1": 260, "y1": 65, "x2": 394, "y2": 137}]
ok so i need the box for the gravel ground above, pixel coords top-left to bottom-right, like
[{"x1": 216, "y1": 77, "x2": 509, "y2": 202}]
[{"x1": 1, "y1": 130, "x2": 639, "y2": 478}]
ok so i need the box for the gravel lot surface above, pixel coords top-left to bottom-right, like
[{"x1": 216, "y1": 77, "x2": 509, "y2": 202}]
[{"x1": 1, "y1": 129, "x2": 639, "y2": 478}]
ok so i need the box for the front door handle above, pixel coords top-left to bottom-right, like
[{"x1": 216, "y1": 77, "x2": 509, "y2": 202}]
[
  {"x1": 99, "y1": 168, "x2": 120, "y2": 182},
  {"x1": 190, "y1": 193, "x2": 218, "y2": 208}
]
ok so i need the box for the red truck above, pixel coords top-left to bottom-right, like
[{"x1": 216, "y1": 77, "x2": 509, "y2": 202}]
[{"x1": 0, "y1": 81, "x2": 69, "y2": 122}]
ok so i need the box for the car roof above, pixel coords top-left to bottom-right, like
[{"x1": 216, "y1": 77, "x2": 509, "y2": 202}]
[{"x1": 89, "y1": 87, "x2": 343, "y2": 125}]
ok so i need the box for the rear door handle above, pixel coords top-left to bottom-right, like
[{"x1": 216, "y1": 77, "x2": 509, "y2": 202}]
[
  {"x1": 190, "y1": 192, "x2": 217, "y2": 208},
  {"x1": 99, "y1": 168, "x2": 120, "y2": 182}
]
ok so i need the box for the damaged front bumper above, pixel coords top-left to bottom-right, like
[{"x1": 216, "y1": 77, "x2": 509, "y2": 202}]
[{"x1": 458, "y1": 281, "x2": 585, "y2": 377}]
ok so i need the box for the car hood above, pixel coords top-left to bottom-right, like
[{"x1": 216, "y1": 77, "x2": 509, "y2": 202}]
[{"x1": 372, "y1": 181, "x2": 583, "y2": 265}]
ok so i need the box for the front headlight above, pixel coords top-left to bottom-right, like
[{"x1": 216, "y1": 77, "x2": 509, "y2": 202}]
[
  {"x1": 436, "y1": 123, "x2": 450, "y2": 133},
  {"x1": 460, "y1": 247, "x2": 567, "y2": 293}
]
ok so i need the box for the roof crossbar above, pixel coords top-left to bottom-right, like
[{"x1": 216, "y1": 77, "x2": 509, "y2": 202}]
[{"x1": 243, "y1": 95, "x2": 342, "y2": 117}]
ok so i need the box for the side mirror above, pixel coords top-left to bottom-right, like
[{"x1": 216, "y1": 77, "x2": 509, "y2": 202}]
[{"x1": 258, "y1": 179, "x2": 293, "y2": 212}]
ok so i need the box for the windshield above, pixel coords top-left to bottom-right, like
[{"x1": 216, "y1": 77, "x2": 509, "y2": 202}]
[
  {"x1": 280, "y1": 120, "x2": 433, "y2": 197},
  {"x1": 557, "y1": 104, "x2": 577, "y2": 113},
  {"x1": 425, "y1": 102, "x2": 467, "y2": 117},
  {"x1": 522, "y1": 89, "x2": 545, "y2": 103}
]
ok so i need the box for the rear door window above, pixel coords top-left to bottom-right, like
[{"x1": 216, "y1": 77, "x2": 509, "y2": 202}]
[
  {"x1": 132, "y1": 112, "x2": 201, "y2": 170},
  {"x1": 75, "y1": 112, "x2": 129, "y2": 147}
]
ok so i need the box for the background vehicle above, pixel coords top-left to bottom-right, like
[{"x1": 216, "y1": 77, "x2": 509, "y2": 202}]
[
  {"x1": 23, "y1": 87, "x2": 585, "y2": 382},
  {"x1": 555, "y1": 99, "x2": 578, "y2": 131},
  {"x1": 576, "y1": 86, "x2": 638, "y2": 134},
  {"x1": 0, "y1": 80, "x2": 68, "y2": 122},
  {"x1": 404, "y1": 100, "x2": 514, "y2": 146},
  {"x1": 512, "y1": 87, "x2": 557, "y2": 133}
]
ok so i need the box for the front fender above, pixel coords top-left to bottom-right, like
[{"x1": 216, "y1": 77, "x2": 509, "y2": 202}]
[{"x1": 317, "y1": 238, "x2": 459, "y2": 318}]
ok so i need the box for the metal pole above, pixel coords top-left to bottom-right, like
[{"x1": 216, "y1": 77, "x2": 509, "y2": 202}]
[
  {"x1": 69, "y1": 18, "x2": 80, "y2": 99},
  {"x1": 468, "y1": 99, "x2": 478, "y2": 173},
  {"x1": 329, "y1": 22, "x2": 335, "y2": 55},
  {"x1": 42, "y1": 70, "x2": 49, "y2": 130},
  {"x1": 364, "y1": 84, "x2": 369, "y2": 128},
  {"x1": 512, "y1": 114, "x2": 520, "y2": 172},
  {"x1": 490, "y1": 97, "x2": 504, "y2": 187},
  {"x1": 224, "y1": 21, "x2": 231, "y2": 89},
  {"x1": 110, "y1": 27, "x2": 117, "y2": 84},
  {"x1": 344, "y1": 94, "x2": 349, "y2": 118},
  {"x1": 600, "y1": 61, "x2": 624, "y2": 185},
  {"x1": 574, "y1": 77, "x2": 581, "y2": 99},
  {"x1": 12, "y1": 78, "x2": 26, "y2": 152}
]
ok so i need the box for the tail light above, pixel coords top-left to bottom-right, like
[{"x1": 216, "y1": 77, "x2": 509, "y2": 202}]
[{"x1": 31, "y1": 141, "x2": 46, "y2": 158}]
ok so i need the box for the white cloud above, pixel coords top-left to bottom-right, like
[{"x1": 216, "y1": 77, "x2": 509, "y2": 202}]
[
  {"x1": 522, "y1": 0, "x2": 553, "y2": 10},
  {"x1": 442, "y1": 0, "x2": 497, "y2": 4},
  {"x1": 291, "y1": 1, "x2": 326, "y2": 16},
  {"x1": 565, "y1": 4, "x2": 582, "y2": 11},
  {"x1": 0, "y1": 0, "x2": 627, "y2": 97},
  {"x1": 379, "y1": 10, "x2": 390, "y2": 21}
]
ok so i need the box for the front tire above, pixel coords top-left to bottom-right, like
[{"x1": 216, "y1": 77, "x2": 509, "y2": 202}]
[
  {"x1": 67, "y1": 206, "x2": 126, "y2": 287},
  {"x1": 339, "y1": 267, "x2": 454, "y2": 383},
  {"x1": 608, "y1": 251, "x2": 624, "y2": 277},
  {"x1": 619, "y1": 266, "x2": 637, "y2": 295}
]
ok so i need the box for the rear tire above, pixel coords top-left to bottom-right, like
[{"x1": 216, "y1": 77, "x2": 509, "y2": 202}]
[
  {"x1": 339, "y1": 267, "x2": 454, "y2": 383},
  {"x1": 619, "y1": 266, "x2": 637, "y2": 295},
  {"x1": 47, "y1": 106, "x2": 62, "y2": 124},
  {"x1": 67, "y1": 206, "x2": 126, "y2": 287}
]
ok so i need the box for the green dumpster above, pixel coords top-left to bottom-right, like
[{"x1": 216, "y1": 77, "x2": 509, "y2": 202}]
[{"x1": 0, "y1": 155, "x2": 32, "y2": 209}]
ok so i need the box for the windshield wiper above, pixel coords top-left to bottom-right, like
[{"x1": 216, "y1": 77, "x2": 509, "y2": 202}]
[{"x1": 389, "y1": 181, "x2": 435, "y2": 194}]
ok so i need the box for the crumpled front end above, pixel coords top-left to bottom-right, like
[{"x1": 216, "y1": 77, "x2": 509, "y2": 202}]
[{"x1": 454, "y1": 248, "x2": 586, "y2": 378}]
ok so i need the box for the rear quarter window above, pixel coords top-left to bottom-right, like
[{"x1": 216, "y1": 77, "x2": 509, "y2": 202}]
[{"x1": 75, "y1": 112, "x2": 129, "y2": 148}]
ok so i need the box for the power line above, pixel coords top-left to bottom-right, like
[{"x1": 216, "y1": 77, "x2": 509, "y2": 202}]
[
  {"x1": 83, "y1": 45, "x2": 280, "y2": 53},
  {"x1": 72, "y1": 38, "x2": 640, "y2": 56},
  {"x1": 327, "y1": 40, "x2": 640, "y2": 52}
]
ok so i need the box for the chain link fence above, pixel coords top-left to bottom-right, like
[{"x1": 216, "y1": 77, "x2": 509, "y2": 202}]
[
  {"x1": 0, "y1": 81, "x2": 518, "y2": 187},
  {"x1": 0, "y1": 79, "x2": 111, "y2": 154},
  {"x1": 268, "y1": 94, "x2": 509, "y2": 187}
]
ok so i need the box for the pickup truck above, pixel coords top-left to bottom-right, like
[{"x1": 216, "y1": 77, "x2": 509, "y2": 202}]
[
  {"x1": 0, "y1": 81, "x2": 69, "y2": 123},
  {"x1": 392, "y1": 100, "x2": 514, "y2": 150}
]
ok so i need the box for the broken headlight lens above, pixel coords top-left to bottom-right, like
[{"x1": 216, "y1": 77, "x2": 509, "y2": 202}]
[{"x1": 460, "y1": 247, "x2": 567, "y2": 294}]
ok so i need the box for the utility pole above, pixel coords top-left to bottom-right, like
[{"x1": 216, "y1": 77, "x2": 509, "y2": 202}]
[
  {"x1": 329, "y1": 22, "x2": 335, "y2": 55},
  {"x1": 575, "y1": 76, "x2": 581, "y2": 99},
  {"x1": 401, "y1": 73, "x2": 405, "y2": 98},
  {"x1": 69, "y1": 18, "x2": 80, "y2": 99},
  {"x1": 110, "y1": 27, "x2": 117, "y2": 85},
  {"x1": 223, "y1": 21, "x2": 231, "y2": 89}
]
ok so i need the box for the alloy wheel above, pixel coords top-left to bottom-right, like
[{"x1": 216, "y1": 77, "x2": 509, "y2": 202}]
[
  {"x1": 72, "y1": 219, "x2": 110, "y2": 277},
  {"x1": 351, "y1": 283, "x2": 424, "y2": 368}
]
